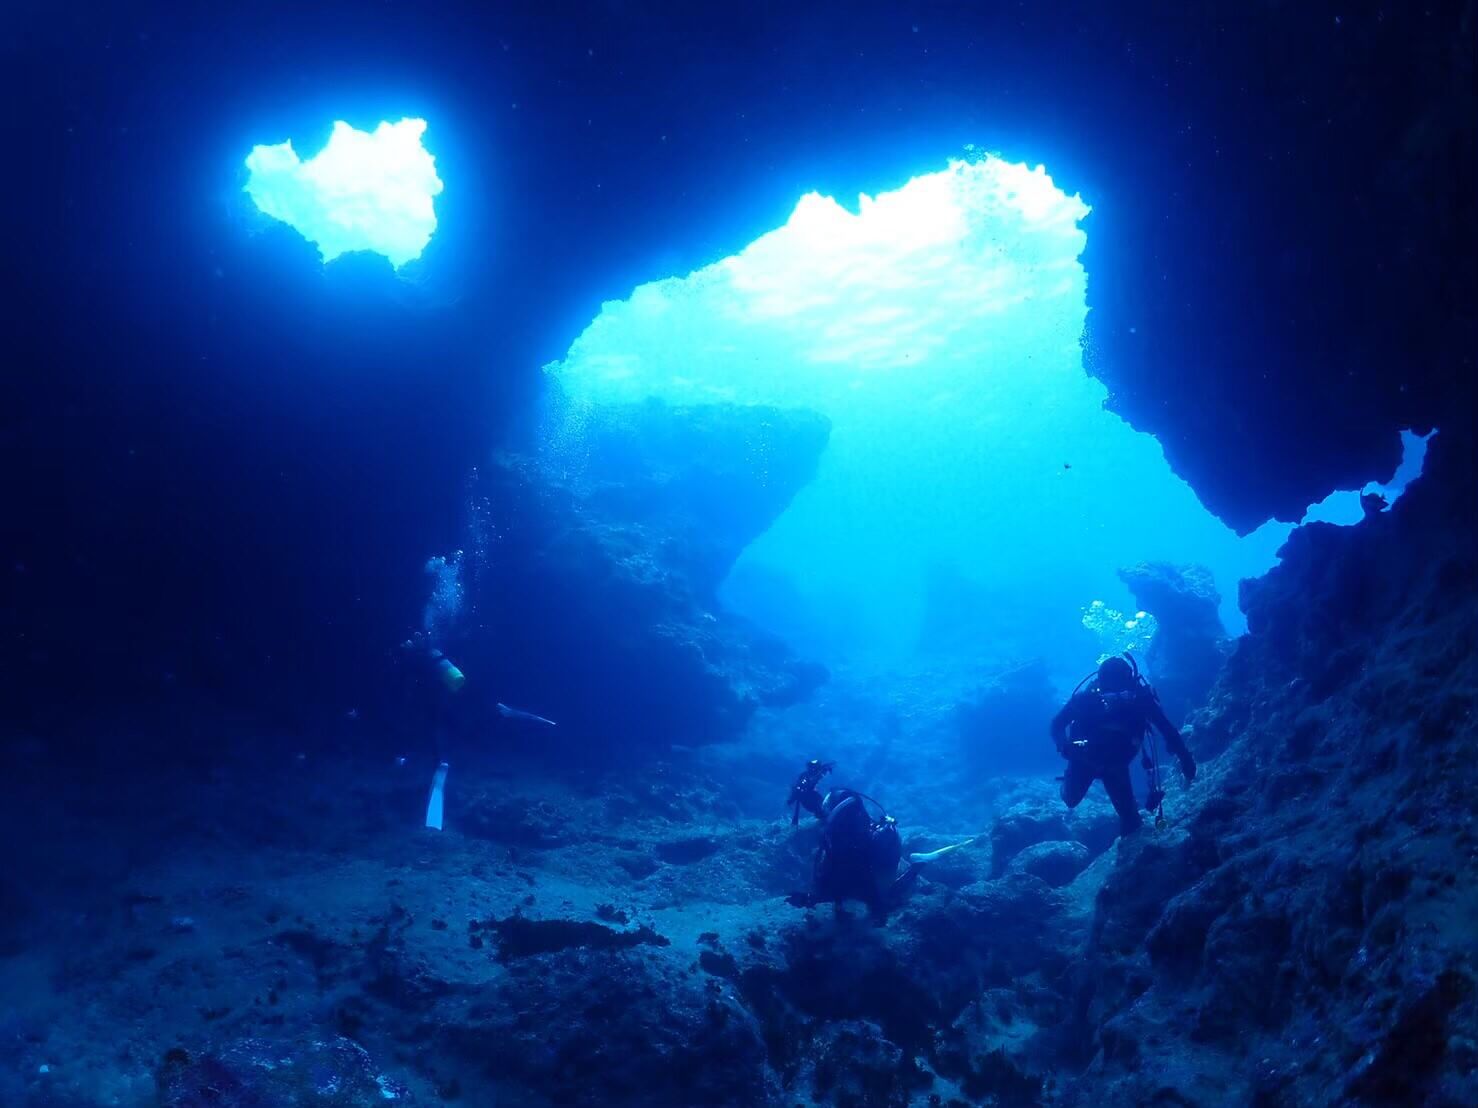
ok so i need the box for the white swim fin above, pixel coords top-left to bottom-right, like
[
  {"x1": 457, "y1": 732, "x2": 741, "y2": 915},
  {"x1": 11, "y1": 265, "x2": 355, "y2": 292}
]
[
  {"x1": 496, "y1": 702, "x2": 557, "y2": 727},
  {"x1": 425, "y1": 762, "x2": 450, "y2": 831},
  {"x1": 908, "y1": 836, "x2": 977, "y2": 865}
]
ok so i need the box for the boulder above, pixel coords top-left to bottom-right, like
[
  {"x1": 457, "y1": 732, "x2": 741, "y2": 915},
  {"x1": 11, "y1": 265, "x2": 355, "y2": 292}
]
[
  {"x1": 1007, "y1": 840, "x2": 1091, "y2": 888},
  {"x1": 438, "y1": 947, "x2": 772, "y2": 1107},
  {"x1": 989, "y1": 800, "x2": 1071, "y2": 877}
]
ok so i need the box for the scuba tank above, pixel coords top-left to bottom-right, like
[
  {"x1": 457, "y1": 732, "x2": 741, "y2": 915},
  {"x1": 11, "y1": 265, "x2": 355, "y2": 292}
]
[{"x1": 430, "y1": 648, "x2": 466, "y2": 692}]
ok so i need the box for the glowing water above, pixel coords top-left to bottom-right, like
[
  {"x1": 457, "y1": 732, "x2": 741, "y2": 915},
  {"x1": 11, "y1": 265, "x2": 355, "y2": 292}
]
[
  {"x1": 244, "y1": 118, "x2": 442, "y2": 267},
  {"x1": 545, "y1": 157, "x2": 1340, "y2": 672}
]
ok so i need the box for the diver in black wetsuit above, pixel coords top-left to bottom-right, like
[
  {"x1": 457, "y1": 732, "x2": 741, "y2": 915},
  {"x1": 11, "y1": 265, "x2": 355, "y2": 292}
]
[
  {"x1": 399, "y1": 631, "x2": 467, "y2": 829},
  {"x1": 1050, "y1": 655, "x2": 1196, "y2": 836},
  {"x1": 786, "y1": 761, "x2": 920, "y2": 918}
]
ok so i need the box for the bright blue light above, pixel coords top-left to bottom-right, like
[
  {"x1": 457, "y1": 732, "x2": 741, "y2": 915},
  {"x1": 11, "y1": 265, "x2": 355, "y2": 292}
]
[
  {"x1": 1294, "y1": 429, "x2": 1432, "y2": 526},
  {"x1": 548, "y1": 156, "x2": 1287, "y2": 665},
  {"x1": 244, "y1": 118, "x2": 443, "y2": 267}
]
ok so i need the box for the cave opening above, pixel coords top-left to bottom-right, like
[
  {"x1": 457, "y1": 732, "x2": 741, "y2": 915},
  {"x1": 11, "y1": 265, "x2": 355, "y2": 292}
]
[
  {"x1": 544, "y1": 155, "x2": 1413, "y2": 688},
  {"x1": 243, "y1": 117, "x2": 443, "y2": 268}
]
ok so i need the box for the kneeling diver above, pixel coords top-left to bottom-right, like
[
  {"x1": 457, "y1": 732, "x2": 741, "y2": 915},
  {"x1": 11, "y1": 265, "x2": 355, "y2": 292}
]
[
  {"x1": 1051, "y1": 654, "x2": 1196, "y2": 836},
  {"x1": 785, "y1": 760, "x2": 973, "y2": 918}
]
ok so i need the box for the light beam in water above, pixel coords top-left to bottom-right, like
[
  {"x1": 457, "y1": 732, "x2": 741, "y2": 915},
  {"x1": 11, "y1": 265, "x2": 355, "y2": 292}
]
[{"x1": 546, "y1": 155, "x2": 1415, "y2": 672}]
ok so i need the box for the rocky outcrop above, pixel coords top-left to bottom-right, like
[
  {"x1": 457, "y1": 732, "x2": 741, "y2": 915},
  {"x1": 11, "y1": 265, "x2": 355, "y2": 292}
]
[
  {"x1": 1058, "y1": 433, "x2": 1478, "y2": 1105},
  {"x1": 1118, "y1": 562, "x2": 1231, "y2": 727},
  {"x1": 1008, "y1": 841, "x2": 1091, "y2": 889},
  {"x1": 988, "y1": 781, "x2": 1119, "y2": 878},
  {"x1": 439, "y1": 945, "x2": 775, "y2": 1107},
  {"x1": 458, "y1": 398, "x2": 830, "y2": 755}
]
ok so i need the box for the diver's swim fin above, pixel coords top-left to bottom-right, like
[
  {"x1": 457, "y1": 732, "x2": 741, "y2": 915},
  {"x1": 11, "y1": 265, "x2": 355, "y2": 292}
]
[
  {"x1": 425, "y1": 762, "x2": 450, "y2": 831},
  {"x1": 907, "y1": 836, "x2": 978, "y2": 865},
  {"x1": 497, "y1": 703, "x2": 557, "y2": 727}
]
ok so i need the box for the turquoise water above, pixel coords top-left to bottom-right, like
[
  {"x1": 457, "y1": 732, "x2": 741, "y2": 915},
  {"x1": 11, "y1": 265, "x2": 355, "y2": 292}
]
[{"x1": 543, "y1": 156, "x2": 1402, "y2": 681}]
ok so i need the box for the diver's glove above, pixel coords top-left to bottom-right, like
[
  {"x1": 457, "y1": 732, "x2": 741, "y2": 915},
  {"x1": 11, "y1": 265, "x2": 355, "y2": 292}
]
[{"x1": 1178, "y1": 752, "x2": 1197, "y2": 782}]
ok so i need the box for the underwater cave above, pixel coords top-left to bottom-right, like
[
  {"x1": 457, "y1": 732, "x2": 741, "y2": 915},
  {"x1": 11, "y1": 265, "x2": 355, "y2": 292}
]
[
  {"x1": 244, "y1": 117, "x2": 443, "y2": 268},
  {"x1": 6, "y1": 5, "x2": 1474, "y2": 1107},
  {"x1": 548, "y1": 156, "x2": 1299, "y2": 680}
]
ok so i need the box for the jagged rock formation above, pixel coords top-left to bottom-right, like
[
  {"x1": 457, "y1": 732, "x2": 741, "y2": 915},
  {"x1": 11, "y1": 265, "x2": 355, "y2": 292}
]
[
  {"x1": 1118, "y1": 562, "x2": 1231, "y2": 726},
  {"x1": 1081, "y1": 7, "x2": 1474, "y2": 531},
  {"x1": 458, "y1": 399, "x2": 831, "y2": 755},
  {"x1": 1061, "y1": 433, "x2": 1478, "y2": 1105}
]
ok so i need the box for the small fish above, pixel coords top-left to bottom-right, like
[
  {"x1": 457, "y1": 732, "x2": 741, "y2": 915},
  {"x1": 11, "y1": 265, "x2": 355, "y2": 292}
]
[
  {"x1": 497, "y1": 703, "x2": 558, "y2": 727},
  {"x1": 345, "y1": 708, "x2": 360, "y2": 721}
]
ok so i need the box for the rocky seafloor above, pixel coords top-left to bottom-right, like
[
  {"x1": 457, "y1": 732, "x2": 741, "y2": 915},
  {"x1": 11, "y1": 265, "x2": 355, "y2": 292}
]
[{"x1": 3, "y1": 428, "x2": 1475, "y2": 1107}]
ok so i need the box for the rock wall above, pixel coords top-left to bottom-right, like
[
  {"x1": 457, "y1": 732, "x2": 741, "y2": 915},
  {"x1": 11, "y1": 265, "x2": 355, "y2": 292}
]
[
  {"x1": 1061, "y1": 432, "x2": 1478, "y2": 1104},
  {"x1": 1118, "y1": 562, "x2": 1231, "y2": 727},
  {"x1": 453, "y1": 399, "x2": 831, "y2": 757}
]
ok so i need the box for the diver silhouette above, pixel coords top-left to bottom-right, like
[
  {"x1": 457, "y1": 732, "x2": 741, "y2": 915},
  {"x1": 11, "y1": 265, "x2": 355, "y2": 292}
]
[
  {"x1": 785, "y1": 761, "x2": 916, "y2": 920},
  {"x1": 399, "y1": 631, "x2": 466, "y2": 830},
  {"x1": 1050, "y1": 655, "x2": 1196, "y2": 836},
  {"x1": 785, "y1": 760, "x2": 975, "y2": 920}
]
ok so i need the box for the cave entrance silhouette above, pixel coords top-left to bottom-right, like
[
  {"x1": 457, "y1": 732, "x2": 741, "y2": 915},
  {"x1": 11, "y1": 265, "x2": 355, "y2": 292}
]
[{"x1": 547, "y1": 156, "x2": 1288, "y2": 678}]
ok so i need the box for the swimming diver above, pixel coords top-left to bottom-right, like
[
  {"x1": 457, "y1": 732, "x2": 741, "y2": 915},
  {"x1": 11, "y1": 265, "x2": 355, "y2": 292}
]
[
  {"x1": 785, "y1": 760, "x2": 939, "y2": 919},
  {"x1": 400, "y1": 631, "x2": 466, "y2": 830},
  {"x1": 1050, "y1": 654, "x2": 1196, "y2": 836}
]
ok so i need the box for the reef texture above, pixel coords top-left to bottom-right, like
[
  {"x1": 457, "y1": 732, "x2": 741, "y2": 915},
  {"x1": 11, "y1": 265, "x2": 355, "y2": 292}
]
[
  {"x1": 3, "y1": 437, "x2": 1474, "y2": 1106},
  {"x1": 1118, "y1": 562, "x2": 1231, "y2": 727},
  {"x1": 457, "y1": 399, "x2": 831, "y2": 755},
  {"x1": 1063, "y1": 431, "x2": 1478, "y2": 1105}
]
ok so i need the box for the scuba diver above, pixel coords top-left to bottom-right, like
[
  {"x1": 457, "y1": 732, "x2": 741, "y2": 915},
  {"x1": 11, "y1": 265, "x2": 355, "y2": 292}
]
[
  {"x1": 398, "y1": 632, "x2": 556, "y2": 832},
  {"x1": 399, "y1": 631, "x2": 466, "y2": 830},
  {"x1": 1051, "y1": 654, "x2": 1196, "y2": 836},
  {"x1": 785, "y1": 760, "x2": 974, "y2": 918}
]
